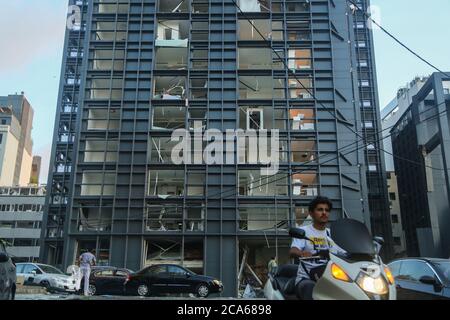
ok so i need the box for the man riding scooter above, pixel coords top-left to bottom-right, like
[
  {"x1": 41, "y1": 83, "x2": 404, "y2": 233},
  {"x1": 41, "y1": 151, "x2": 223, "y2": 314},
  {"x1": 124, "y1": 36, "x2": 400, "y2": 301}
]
[{"x1": 289, "y1": 196, "x2": 344, "y2": 300}]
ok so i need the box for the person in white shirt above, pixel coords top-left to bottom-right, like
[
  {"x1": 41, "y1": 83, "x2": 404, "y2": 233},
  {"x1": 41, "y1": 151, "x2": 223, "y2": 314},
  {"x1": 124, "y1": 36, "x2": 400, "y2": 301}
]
[
  {"x1": 289, "y1": 196, "x2": 343, "y2": 300},
  {"x1": 77, "y1": 249, "x2": 96, "y2": 296}
]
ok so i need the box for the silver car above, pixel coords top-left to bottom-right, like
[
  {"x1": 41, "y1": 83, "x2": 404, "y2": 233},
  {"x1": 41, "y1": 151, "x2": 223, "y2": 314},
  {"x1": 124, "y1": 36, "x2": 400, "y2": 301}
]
[
  {"x1": 16, "y1": 263, "x2": 77, "y2": 293},
  {"x1": 0, "y1": 241, "x2": 16, "y2": 300}
]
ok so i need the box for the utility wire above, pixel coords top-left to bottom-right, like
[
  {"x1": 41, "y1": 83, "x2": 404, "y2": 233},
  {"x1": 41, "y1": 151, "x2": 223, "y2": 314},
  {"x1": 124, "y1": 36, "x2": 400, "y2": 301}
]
[
  {"x1": 230, "y1": 0, "x2": 449, "y2": 173},
  {"x1": 81, "y1": 105, "x2": 450, "y2": 228},
  {"x1": 347, "y1": 0, "x2": 450, "y2": 79},
  {"x1": 74, "y1": 2, "x2": 450, "y2": 227}
]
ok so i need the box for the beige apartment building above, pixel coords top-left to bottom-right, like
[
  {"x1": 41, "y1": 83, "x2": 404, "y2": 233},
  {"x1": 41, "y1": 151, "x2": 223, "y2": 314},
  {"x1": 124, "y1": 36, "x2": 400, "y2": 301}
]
[{"x1": 0, "y1": 94, "x2": 34, "y2": 187}]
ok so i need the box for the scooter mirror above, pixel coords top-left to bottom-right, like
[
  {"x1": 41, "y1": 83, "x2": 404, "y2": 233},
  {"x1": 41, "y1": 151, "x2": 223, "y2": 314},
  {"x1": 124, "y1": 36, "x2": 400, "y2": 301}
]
[
  {"x1": 289, "y1": 228, "x2": 306, "y2": 239},
  {"x1": 373, "y1": 236, "x2": 384, "y2": 246}
]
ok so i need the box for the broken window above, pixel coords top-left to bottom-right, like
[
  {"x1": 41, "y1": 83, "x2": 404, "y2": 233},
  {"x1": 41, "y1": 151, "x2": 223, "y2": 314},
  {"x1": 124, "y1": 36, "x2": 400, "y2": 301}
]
[
  {"x1": 238, "y1": 48, "x2": 272, "y2": 70},
  {"x1": 183, "y1": 241, "x2": 204, "y2": 273},
  {"x1": 80, "y1": 171, "x2": 116, "y2": 196},
  {"x1": 152, "y1": 106, "x2": 186, "y2": 130},
  {"x1": 292, "y1": 172, "x2": 318, "y2": 197},
  {"x1": 239, "y1": 76, "x2": 285, "y2": 99},
  {"x1": 238, "y1": 238, "x2": 291, "y2": 292},
  {"x1": 148, "y1": 137, "x2": 180, "y2": 163},
  {"x1": 291, "y1": 139, "x2": 317, "y2": 163},
  {"x1": 239, "y1": 106, "x2": 286, "y2": 130},
  {"x1": 186, "y1": 205, "x2": 205, "y2": 232},
  {"x1": 190, "y1": 78, "x2": 208, "y2": 99},
  {"x1": 289, "y1": 109, "x2": 315, "y2": 131},
  {"x1": 158, "y1": 0, "x2": 189, "y2": 13},
  {"x1": 286, "y1": 0, "x2": 310, "y2": 12},
  {"x1": 188, "y1": 108, "x2": 207, "y2": 130},
  {"x1": 287, "y1": 20, "x2": 311, "y2": 41},
  {"x1": 288, "y1": 49, "x2": 312, "y2": 70},
  {"x1": 239, "y1": 206, "x2": 289, "y2": 231},
  {"x1": 88, "y1": 78, "x2": 123, "y2": 100},
  {"x1": 295, "y1": 205, "x2": 312, "y2": 227},
  {"x1": 75, "y1": 238, "x2": 110, "y2": 266},
  {"x1": 238, "y1": 20, "x2": 270, "y2": 41},
  {"x1": 145, "y1": 204, "x2": 183, "y2": 232},
  {"x1": 91, "y1": 49, "x2": 125, "y2": 71},
  {"x1": 87, "y1": 108, "x2": 120, "y2": 131},
  {"x1": 155, "y1": 47, "x2": 188, "y2": 70},
  {"x1": 145, "y1": 240, "x2": 181, "y2": 266},
  {"x1": 238, "y1": 0, "x2": 271, "y2": 12},
  {"x1": 153, "y1": 76, "x2": 187, "y2": 100},
  {"x1": 92, "y1": 22, "x2": 127, "y2": 42},
  {"x1": 156, "y1": 20, "x2": 190, "y2": 47},
  {"x1": 192, "y1": 0, "x2": 209, "y2": 13},
  {"x1": 288, "y1": 77, "x2": 313, "y2": 99},
  {"x1": 77, "y1": 206, "x2": 112, "y2": 232},
  {"x1": 96, "y1": 1, "x2": 129, "y2": 14},
  {"x1": 239, "y1": 170, "x2": 288, "y2": 196},
  {"x1": 84, "y1": 139, "x2": 118, "y2": 163},
  {"x1": 147, "y1": 170, "x2": 184, "y2": 197}
]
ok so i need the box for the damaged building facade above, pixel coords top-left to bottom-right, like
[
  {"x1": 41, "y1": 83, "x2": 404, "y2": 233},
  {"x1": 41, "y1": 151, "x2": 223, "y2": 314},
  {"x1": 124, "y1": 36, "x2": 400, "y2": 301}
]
[{"x1": 40, "y1": 0, "x2": 391, "y2": 296}]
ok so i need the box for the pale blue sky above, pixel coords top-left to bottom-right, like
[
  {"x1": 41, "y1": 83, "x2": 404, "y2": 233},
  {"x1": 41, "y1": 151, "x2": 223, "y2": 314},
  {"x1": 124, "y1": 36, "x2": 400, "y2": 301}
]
[{"x1": 0, "y1": 0, "x2": 449, "y2": 183}]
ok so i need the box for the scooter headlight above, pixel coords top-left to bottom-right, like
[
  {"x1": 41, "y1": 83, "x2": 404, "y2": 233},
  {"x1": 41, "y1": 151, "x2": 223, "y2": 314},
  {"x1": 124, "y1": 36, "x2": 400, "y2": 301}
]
[
  {"x1": 331, "y1": 263, "x2": 351, "y2": 282},
  {"x1": 384, "y1": 266, "x2": 395, "y2": 285},
  {"x1": 356, "y1": 273, "x2": 388, "y2": 295}
]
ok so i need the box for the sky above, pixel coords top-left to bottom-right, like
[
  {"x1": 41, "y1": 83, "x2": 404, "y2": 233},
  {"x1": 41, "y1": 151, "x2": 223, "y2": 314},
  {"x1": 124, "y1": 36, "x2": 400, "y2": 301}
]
[{"x1": 0, "y1": 0, "x2": 449, "y2": 184}]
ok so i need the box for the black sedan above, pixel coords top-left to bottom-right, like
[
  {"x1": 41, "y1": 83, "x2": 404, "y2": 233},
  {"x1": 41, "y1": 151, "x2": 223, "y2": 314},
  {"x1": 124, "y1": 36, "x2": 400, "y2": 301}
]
[
  {"x1": 388, "y1": 258, "x2": 450, "y2": 300},
  {"x1": 80, "y1": 266, "x2": 133, "y2": 296},
  {"x1": 124, "y1": 264, "x2": 223, "y2": 298}
]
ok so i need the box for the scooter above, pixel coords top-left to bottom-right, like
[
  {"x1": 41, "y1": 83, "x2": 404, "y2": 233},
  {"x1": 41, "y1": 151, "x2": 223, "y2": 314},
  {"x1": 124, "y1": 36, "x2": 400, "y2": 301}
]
[{"x1": 264, "y1": 219, "x2": 397, "y2": 300}]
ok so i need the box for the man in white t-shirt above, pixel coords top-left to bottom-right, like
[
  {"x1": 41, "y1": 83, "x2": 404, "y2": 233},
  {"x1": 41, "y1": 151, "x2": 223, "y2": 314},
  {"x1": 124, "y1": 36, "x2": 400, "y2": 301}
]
[
  {"x1": 78, "y1": 249, "x2": 96, "y2": 296},
  {"x1": 289, "y1": 196, "x2": 343, "y2": 300}
]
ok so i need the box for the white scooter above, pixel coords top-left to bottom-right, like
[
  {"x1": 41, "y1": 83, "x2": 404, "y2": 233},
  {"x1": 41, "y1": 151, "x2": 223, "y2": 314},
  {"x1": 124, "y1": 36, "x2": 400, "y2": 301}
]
[{"x1": 264, "y1": 219, "x2": 397, "y2": 300}]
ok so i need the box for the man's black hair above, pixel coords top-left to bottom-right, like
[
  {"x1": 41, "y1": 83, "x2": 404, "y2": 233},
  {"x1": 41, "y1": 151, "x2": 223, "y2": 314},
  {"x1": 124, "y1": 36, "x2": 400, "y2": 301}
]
[{"x1": 308, "y1": 196, "x2": 332, "y2": 213}]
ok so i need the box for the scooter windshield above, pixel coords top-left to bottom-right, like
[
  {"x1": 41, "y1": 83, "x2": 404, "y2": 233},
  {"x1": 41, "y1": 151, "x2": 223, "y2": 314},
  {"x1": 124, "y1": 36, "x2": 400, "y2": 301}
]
[{"x1": 330, "y1": 219, "x2": 375, "y2": 257}]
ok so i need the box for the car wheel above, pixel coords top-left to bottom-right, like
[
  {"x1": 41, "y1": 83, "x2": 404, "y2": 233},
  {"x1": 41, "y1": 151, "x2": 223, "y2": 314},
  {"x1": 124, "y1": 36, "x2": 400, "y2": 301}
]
[
  {"x1": 88, "y1": 284, "x2": 97, "y2": 296},
  {"x1": 196, "y1": 284, "x2": 209, "y2": 298},
  {"x1": 40, "y1": 280, "x2": 50, "y2": 290},
  {"x1": 137, "y1": 284, "x2": 149, "y2": 297}
]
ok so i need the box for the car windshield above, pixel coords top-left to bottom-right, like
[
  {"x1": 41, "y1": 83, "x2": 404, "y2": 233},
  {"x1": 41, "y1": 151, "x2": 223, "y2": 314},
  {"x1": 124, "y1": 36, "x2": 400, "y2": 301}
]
[
  {"x1": 39, "y1": 265, "x2": 64, "y2": 275},
  {"x1": 330, "y1": 219, "x2": 375, "y2": 257},
  {"x1": 183, "y1": 267, "x2": 196, "y2": 275},
  {"x1": 433, "y1": 261, "x2": 450, "y2": 282}
]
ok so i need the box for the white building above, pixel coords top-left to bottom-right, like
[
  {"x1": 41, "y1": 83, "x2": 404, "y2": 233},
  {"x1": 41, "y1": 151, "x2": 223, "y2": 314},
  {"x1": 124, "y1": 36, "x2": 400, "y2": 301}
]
[{"x1": 0, "y1": 186, "x2": 46, "y2": 262}]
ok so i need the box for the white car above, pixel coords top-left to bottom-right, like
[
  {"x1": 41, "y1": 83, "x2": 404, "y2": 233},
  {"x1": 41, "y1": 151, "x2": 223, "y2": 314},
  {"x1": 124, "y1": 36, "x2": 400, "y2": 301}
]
[{"x1": 16, "y1": 263, "x2": 77, "y2": 293}]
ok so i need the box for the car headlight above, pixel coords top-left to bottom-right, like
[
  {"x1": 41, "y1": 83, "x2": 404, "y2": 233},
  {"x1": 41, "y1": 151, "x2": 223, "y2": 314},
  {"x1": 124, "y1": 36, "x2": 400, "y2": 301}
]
[
  {"x1": 356, "y1": 273, "x2": 388, "y2": 295},
  {"x1": 213, "y1": 280, "x2": 222, "y2": 286}
]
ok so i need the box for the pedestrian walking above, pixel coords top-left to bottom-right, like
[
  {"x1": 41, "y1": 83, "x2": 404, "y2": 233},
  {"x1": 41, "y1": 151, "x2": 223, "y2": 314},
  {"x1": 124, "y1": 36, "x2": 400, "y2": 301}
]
[
  {"x1": 268, "y1": 256, "x2": 278, "y2": 274},
  {"x1": 78, "y1": 249, "x2": 96, "y2": 296}
]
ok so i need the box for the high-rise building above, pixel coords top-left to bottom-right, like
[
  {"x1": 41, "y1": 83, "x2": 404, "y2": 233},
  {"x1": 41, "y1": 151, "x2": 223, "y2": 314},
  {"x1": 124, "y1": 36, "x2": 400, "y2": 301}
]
[
  {"x1": 351, "y1": 0, "x2": 393, "y2": 259},
  {"x1": 0, "y1": 186, "x2": 46, "y2": 262},
  {"x1": 0, "y1": 94, "x2": 34, "y2": 187},
  {"x1": 41, "y1": 0, "x2": 392, "y2": 296},
  {"x1": 30, "y1": 156, "x2": 42, "y2": 185},
  {"x1": 381, "y1": 76, "x2": 428, "y2": 258},
  {"x1": 390, "y1": 73, "x2": 450, "y2": 258}
]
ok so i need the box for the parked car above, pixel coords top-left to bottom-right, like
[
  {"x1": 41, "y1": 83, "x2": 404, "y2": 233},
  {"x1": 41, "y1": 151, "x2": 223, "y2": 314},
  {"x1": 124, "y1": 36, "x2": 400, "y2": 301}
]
[
  {"x1": 388, "y1": 258, "x2": 450, "y2": 300},
  {"x1": 16, "y1": 263, "x2": 77, "y2": 293},
  {"x1": 124, "y1": 264, "x2": 223, "y2": 298},
  {"x1": 79, "y1": 266, "x2": 133, "y2": 296},
  {"x1": 0, "y1": 241, "x2": 16, "y2": 300}
]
